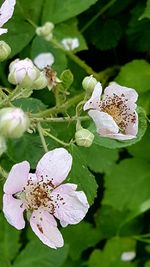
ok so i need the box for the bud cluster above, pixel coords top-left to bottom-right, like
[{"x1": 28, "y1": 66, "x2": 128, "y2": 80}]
[{"x1": 36, "y1": 22, "x2": 54, "y2": 41}]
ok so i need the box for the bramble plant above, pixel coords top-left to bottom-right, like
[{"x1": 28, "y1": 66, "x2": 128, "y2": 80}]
[{"x1": 0, "y1": 0, "x2": 150, "y2": 266}]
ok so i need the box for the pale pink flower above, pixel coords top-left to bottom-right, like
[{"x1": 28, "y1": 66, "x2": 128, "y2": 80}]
[
  {"x1": 84, "y1": 82, "x2": 138, "y2": 140},
  {"x1": 3, "y1": 148, "x2": 89, "y2": 248},
  {"x1": 0, "y1": 0, "x2": 16, "y2": 35},
  {"x1": 34, "y1": 53, "x2": 55, "y2": 70}
]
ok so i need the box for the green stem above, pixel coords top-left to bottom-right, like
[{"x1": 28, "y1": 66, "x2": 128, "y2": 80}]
[
  {"x1": 31, "y1": 115, "x2": 90, "y2": 123},
  {"x1": 0, "y1": 85, "x2": 21, "y2": 107},
  {"x1": 32, "y1": 92, "x2": 85, "y2": 118},
  {"x1": 81, "y1": 0, "x2": 117, "y2": 33},
  {"x1": 44, "y1": 130, "x2": 72, "y2": 147},
  {"x1": 37, "y1": 123, "x2": 48, "y2": 153}
]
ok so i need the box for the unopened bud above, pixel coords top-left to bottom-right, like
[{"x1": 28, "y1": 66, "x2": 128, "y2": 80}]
[
  {"x1": 32, "y1": 71, "x2": 48, "y2": 90},
  {"x1": 8, "y1": 58, "x2": 40, "y2": 88},
  {"x1": 75, "y1": 128, "x2": 94, "y2": 147},
  {"x1": 0, "y1": 107, "x2": 30, "y2": 138},
  {"x1": 0, "y1": 136, "x2": 7, "y2": 156},
  {"x1": 36, "y1": 22, "x2": 54, "y2": 41},
  {"x1": 0, "y1": 41, "x2": 11, "y2": 61},
  {"x1": 82, "y1": 75, "x2": 97, "y2": 93}
]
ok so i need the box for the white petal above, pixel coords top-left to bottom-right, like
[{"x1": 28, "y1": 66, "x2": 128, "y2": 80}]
[
  {"x1": 104, "y1": 82, "x2": 138, "y2": 103},
  {"x1": 36, "y1": 148, "x2": 72, "y2": 186},
  {"x1": 51, "y1": 183, "x2": 89, "y2": 227},
  {"x1": 106, "y1": 133, "x2": 136, "y2": 140},
  {"x1": 125, "y1": 110, "x2": 138, "y2": 136},
  {"x1": 30, "y1": 210, "x2": 64, "y2": 248},
  {"x1": 84, "y1": 82, "x2": 102, "y2": 111},
  {"x1": 0, "y1": 0, "x2": 16, "y2": 27},
  {"x1": 0, "y1": 28, "x2": 7, "y2": 35},
  {"x1": 34, "y1": 53, "x2": 55, "y2": 70},
  {"x1": 4, "y1": 161, "x2": 30, "y2": 194},
  {"x1": 121, "y1": 251, "x2": 136, "y2": 261},
  {"x1": 61, "y1": 38, "x2": 79, "y2": 51},
  {"x1": 3, "y1": 194, "x2": 25, "y2": 230},
  {"x1": 88, "y1": 110, "x2": 119, "y2": 136}
]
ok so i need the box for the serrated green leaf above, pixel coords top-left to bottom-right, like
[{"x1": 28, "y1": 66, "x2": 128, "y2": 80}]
[
  {"x1": 13, "y1": 98, "x2": 47, "y2": 113},
  {"x1": 68, "y1": 145, "x2": 98, "y2": 205},
  {"x1": 90, "y1": 19, "x2": 122, "y2": 50},
  {"x1": 42, "y1": 0, "x2": 98, "y2": 24},
  {"x1": 127, "y1": 125, "x2": 150, "y2": 162},
  {"x1": 62, "y1": 221, "x2": 102, "y2": 260},
  {"x1": 0, "y1": 214, "x2": 21, "y2": 262},
  {"x1": 88, "y1": 237, "x2": 136, "y2": 267},
  {"x1": 13, "y1": 241, "x2": 69, "y2": 267},
  {"x1": 115, "y1": 60, "x2": 150, "y2": 94},
  {"x1": 103, "y1": 158, "x2": 150, "y2": 212},
  {"x1": 90, "y1": 107, "x2": 147, "y2": 149}
]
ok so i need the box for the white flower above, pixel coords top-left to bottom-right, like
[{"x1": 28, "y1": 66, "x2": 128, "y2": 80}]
[
  {"x1": 61, "y1": 37, "x2": 79, "y2": 51},
  {"x1": 121, "y1": 251, "x2": 136, "y2": 261},
  {"x1": 3, "y1": 148, "x2": 89, "y2": 248},
  {"x1": 8, "y1": 58, "x2": 40, "y2": 88},
  {"x1": 84, "y1": 82, "x2": 138, "y2": 140},
  {"x1": 34, "y1": 53, "x2": 55, "y2": 70},
  {"x1": 0, "y1": 0, "x2": 16, "y2": 35}
]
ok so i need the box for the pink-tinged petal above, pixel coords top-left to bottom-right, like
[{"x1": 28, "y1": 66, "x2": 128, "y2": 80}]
[
  {"x1": 125, "y1": 110, "x2": 138, "y2": 136},
  {"x1": 104, "y1": 82, "x2": 138, "y2": 103},
  {"x1": 51, "y1": 184, "x2": 89, "y2": 227},
  {"x1": 28, "y1": 173, "x2": 39, "y2": 184},
  {"x1": 0, "y1": 28, "x2": 7, "y2": 35},
  {"x1": 30, "y1": 210, "x2": 64, "y2": 249},
  {"x1": 106, "y1": 133, "x2": 136, "y2": 140},
  {"x1": 0, "y1": 0, "x2": 16, "y2": 27},
  {"x1": 84, "y1": 82, "x2": 102, "y2": 111},
  {"x1": 4, "y1": 161, "x2": 30, "y2": 194},
  {"x1": 36, "y1": 148, "x2": 72, "y2": 186},
  {"x1": 88, "y1": 110, "x2": 119, "y2": 136},
  {"x1": 3, "y1": 194, "x2": 25, "y2": 230}
]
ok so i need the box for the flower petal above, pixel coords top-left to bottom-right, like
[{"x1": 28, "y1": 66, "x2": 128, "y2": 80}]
[
  {"x1": 51, "y1": 183, "x2": 89, "y2": 227},
  {"x1": 84, "y1": 82, "x2": 102, "y2": 111},
  {"x1": 36, "y1": 148, "x2": 72, "y2": 187},
  {"x1": 104, "y1": 82, "x2": 138, "y2": 103},
  {"x1": 4, "y1": 161, "x2": 30, "y2": 194},
  {"x1": 0, "y1": 28, "x2": 7, "y2": 35},
  {"x1": 88, "y1": 110, "x2": 119, "y2": 136},
  {"x1": 30, "y1": 210, "x2": 64, "y2": 249},
  {"x1": 3, "y1": 194, "x2": 25, "y2": 230},
  {"x1": 106, "y1": 133, "x2": 136, "y2": 140},
  {"x1": 125, "y1": 110, "x2": 138, "y2": 136},
  {"x1": 0, "y1": 0, "x2": 16, "y2": 27},
  {"x1": 83, "y1": 82, "x2": 102, "y2": 110},
  {"x1": 34, "y1": 53, "x2": 55, "y2": 70}
]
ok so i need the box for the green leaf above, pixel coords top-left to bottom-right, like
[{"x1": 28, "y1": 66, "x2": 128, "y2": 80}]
[
  {"x1": 0, "y1": 214, "x2": 21, "y2": 262},
  {"x1": 138, "y1": 91, "x2": 150, "y2": 115},
  {"x1": 90, "y1": 107, "x2": 147, "y2": 149},
  {"x1": 62, "y1": 221, "x2": 102, "y2": 260},
  {"x1": 103, "y1": 158, "x2": 150, "y2": 212},
  {"x1": 127, "y1": 125, "x2": 150, "y2": 162},
  {"x1": 31, "y1": 36, "x2": 67, "y2": 75},
  {"x1": 80, "y1": 144, "x2": 118, "y2": 174},
  {"x1": 115, "y1": 60, "x2": 150, "y2": 94},
  {"x1": 88, "y1": 237, "x2": 136, "y2": 267},
  {"x1": 7, "y1": 133, "x2": 47, "y2": 169},
  {"x1": 89, "y1": 19, "x2": 122, "y2": 50},
  {"x1": 68, "y1": 145, "x2": 98, "y2": 205},
  {"x1": 42, "y1": 0, "x2": 98, "y2": 24},
  {"x1": 139, "y1": 0, "x2": 150, "y2": 20},
  {"x1": 13, "y1": 241, "x2": 69, "y2": 267},
  {"x1": 145, "y1": 262, "x2": 150, "y2": 267},
  {"x1": 13, "y1": 98, "x2": 47, "y2": 113}
]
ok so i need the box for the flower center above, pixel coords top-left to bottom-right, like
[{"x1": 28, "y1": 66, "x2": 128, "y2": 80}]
[{"x1": 100, "y1": 93, "x2": 136, "y2": 132}]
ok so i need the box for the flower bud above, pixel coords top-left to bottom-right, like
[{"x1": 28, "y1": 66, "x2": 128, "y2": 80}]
[
  {"x1": 36, "y1": 22, "x2": 54, "y2": 41},
  {"x1": 0, "y1": 107, "x2": 30, "y2": 138},
  {"x1": 75, "y1": 128, "x2": 94, "y2": 147},
  {"x1": 82, "y1": 75, "x2": 97, "y2": 93},
  {"x1": 8, "y1": 58, "x2": 40, "y2": 88},
  {"x1": 32, "y1": 71, "x2": 48, "y2": 90},
  {"x1": 0, "y1": 136, "x2": 7, "y2": 156},
  {"x1": 0, "y1": 41, "x2": 11, "y2": 61},
  {"x1": 61, "y1": 37, "x2": 79, "y2": 51}
]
